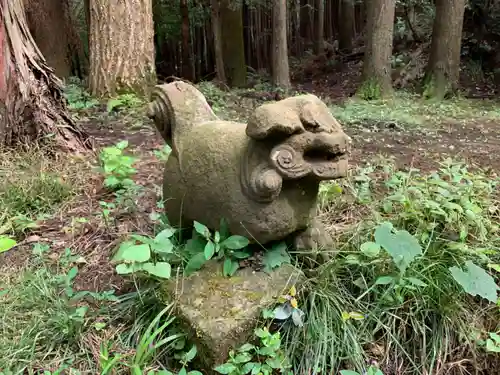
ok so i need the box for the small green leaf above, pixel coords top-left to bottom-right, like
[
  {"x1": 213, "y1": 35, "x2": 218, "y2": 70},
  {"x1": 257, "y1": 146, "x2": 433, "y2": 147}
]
[
  {"x1": 219, "y1": 218, "x2": 230, "y2": 240},
  {"x1": 340, "y1": 371, "x2": 360, "y2": 375},
  {"x1": 238, "y1": 343, "x2": 255, "y2": 352},
  {"x1": 488, "y1": 264, "x2": 500, "y2": 273},
  {"x1": 221, "y1": 235, "x2": 249, "y2": 250},
  {"x1": 151, "y1": 238, "x2": 174, "y2": 254},
  {"x1": 486, "y1": 339, "x2": 500, "y2": 353},
  {"x1": 450, "y1": 261, "x2": 499, "y2": 303},
  {"x1": 141, "y1": 262, "x2": 171, "y2": 278},
  {"x1": 178, "y1": 367, "x2": 187, "y2": 375},
  {"x1": 374, "y1": 222, "x2": 422, "y2": 273},
  {"x1": 0, "y1": 236, "x2": 17, "y2": 253},
  {"x1": 155, "y1": 227, "x2": 176, "y2": 241},
  {"x1": 375, "y1": 276, "x2": 394, "y2": 285},
  {"x1": 241, "y1": 362, "x2": 257, "y2": 374},
  {"x1": 204, "y1": 241, "x2": 216, "y2": 260},
  {"x1": 223, "y1": 258, "x2": 239, "y2": 277},
  {"x1": 250, "y1": 364, "x2": 262, "y2": 375},
  {"x1": 405, "y1": 277, "x2": 427, "y2": 287},
  {"x1": 185, "y1": 252, "x2": 208, "y2": 276},
  {"x1": 121, "y1": 244, "x2": 151, "y2": 262},
  {"x1": 234, "y1": 352, "x2": 252, "y2": 363},
  {"x1": 184, "y1": 345, "x2": 197, "y2": 362},
  {"x1": 116, "y1": 263, "x2": 135, "y2": 274},
  {"x1": 214, "y1": 363, "x2": 237, "y2": 374},
  {"x1": 115, "y1": 140, "x2": 129, "y2": 149},
  {"x1": 194, "y1": 221, "x2": 210, "y2": 238},
  {"x1": 360, "y1": 241, "x2": 381, "y2": 257},
  {"x1": 490, "y1": 332, "x2": 500, "y2": 344},
  {"x1": 231, "y1": 250, "x2": 251, "y2": 259},
  {"x1": 262, "y1": 242, "x2": 291, "y2": 273}
]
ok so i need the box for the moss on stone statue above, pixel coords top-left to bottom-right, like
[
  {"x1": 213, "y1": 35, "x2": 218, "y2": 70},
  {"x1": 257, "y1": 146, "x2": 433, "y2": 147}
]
[{"x1": 161, "y1": 261, "x2": 304, "y2": 371}]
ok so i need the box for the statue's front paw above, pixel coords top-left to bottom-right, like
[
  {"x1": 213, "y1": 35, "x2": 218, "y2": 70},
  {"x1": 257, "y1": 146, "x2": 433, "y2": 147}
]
[{"x1": 293, "y1": 222, "x2": 333, "y2": 267}]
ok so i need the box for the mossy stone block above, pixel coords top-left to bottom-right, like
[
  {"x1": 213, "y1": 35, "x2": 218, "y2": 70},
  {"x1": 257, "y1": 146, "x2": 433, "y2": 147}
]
[{"x1": 162, "y1": 261, "x2": 304, "y2": 371}]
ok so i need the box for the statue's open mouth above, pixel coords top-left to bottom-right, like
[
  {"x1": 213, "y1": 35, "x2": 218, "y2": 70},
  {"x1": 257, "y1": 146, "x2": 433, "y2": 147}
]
[{"x1": 269, "y1": 132, "x2": 351, "y2": 180}]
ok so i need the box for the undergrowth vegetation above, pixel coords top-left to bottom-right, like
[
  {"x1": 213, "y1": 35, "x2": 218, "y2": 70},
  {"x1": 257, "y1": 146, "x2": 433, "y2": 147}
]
[{"x1": 1, "y1": 80, "x2": 500, "y2": 374}]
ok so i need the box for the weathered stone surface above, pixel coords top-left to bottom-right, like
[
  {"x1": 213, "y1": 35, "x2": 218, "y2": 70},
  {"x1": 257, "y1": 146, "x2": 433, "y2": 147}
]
[
  {"x1": 163, "y1": 262, "x2": 304, "y2": 370},
  {"x1": 147, "y1": 81, "x2": 352, "y2": 263}
]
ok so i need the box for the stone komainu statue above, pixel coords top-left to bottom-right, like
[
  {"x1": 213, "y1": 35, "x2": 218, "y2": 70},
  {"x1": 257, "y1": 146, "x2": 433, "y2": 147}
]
[{"x1": 147, "y1": 81, "x2": 352, "y2": 263}]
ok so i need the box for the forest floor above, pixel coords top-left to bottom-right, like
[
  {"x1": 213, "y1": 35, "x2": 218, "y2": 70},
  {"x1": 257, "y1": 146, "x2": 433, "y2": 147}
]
[{"x1": 1, "y1": 75, "x2": 500, "y2": 373}]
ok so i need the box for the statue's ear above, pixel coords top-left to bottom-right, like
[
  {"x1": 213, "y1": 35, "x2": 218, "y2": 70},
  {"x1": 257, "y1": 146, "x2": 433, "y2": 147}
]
[{"x1": 246, "y1": 101, "x2": 305, "y2": 140}]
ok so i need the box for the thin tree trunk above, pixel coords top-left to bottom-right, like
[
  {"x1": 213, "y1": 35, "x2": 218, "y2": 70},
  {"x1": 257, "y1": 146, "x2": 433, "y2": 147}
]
[
  {"x1": 0, "y1": 0, "x2": 90, "y2": 151},
  {"x1": 220, "y1": 0, "x2": 246, "y2": 87},
  {"x1": 313, "y1": 0, "x2": 324, "y2": 54},
  {"x1": 211, "y1": 0, "x2": 226, "y2": 84},
  {"x1": 272, "y1": 0, "x2": 291, "y2": 91},
  {"x1": 88, "y1": 0, "x2": 156, "y2": 97},
  {"x1": 357, "y1": 0, "x2": 395, "y2": 99},
  {"x1": 338, "y1": 0, "x2": 355, "y2": 53},
  {"x1": 424, "y1": 0, "x2": 466, "y2": 99},
  {"x1": 180, "y1": 0, "x2": 194, "y2": 81},
  {"x1": 24, "y1": 0, "x2": 73, "y2": 79}
]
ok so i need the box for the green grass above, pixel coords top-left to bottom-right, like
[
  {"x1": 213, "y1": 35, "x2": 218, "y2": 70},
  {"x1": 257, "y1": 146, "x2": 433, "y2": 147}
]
[
  {"x1": 0, "y1": 148, "x2": 90, "y2": 235},
  {"x1": 0, "y1": 250, "x2": 185, "y2": 373},
  {"x1": 280, "y1": 157, "x2": 500, "y2": 374},
  {"x1": 330, "y1": 92, "x2": 500, "y2": 127}
]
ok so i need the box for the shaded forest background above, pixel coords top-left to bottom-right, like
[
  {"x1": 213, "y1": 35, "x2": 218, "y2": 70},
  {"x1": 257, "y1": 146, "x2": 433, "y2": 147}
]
[{"x1": 36, "y1": 0, "x2": 500, "y2": 98}]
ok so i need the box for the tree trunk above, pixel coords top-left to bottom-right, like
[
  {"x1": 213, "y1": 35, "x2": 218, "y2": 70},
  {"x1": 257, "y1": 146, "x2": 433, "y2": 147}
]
[
  {"x1": 272, "y1": 0, "x2": 291, "y2": 91},
  {"x1": 0, "y1": 0, "x2": 90, "y2": 151},
  {"x1": 313, "y1": 0, "x2": 324, "y2": 54},
  {"x1": 180, "y1": 0, "x2": 194, "y2": 81},
  {"x1": 24, "y1": 0, "x2": 73, "y2": 79},
  {"x1": 220, "y1": 0, "x2": 246, "y2": 87},
  {"x1": 357, "y1": 0, "x2": 395, "y2": 99},
  {"x1": 88, "y1": 0, "x2": 156, "y2": 97},
  {"x1": 338, "y1": 0, "x2": 355, "y2": 53},
  {"x1": 424, "y1": 0, "x2": 466, "y2": 99},
  {"x1": 210, "y1": 0, "x2": 226, "y2": 84}
]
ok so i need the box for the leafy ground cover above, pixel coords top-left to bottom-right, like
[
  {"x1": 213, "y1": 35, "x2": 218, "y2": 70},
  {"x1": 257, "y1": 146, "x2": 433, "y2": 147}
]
[{"x1": 0, "y1": 80, "x2": 499, "y2": 374}]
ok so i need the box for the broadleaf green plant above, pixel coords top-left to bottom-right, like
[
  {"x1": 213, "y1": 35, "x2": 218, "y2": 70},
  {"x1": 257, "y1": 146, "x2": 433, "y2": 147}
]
[
  {"x1": 113, "y1": 227, "x2": 178, "y2": 279},
  {"x1": 214, "y1": 327, "x2": 292, "y2": 375},
  {"x1": 184, "y1": 219, "x2": 250, "y2": 277},
  {"x1": 98, "y1": 140, "x2": 138, "y2": 191}
]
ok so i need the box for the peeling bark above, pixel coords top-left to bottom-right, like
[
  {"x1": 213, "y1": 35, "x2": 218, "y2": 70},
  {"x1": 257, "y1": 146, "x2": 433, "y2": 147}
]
[{"x1": 0, "y1": 0, "x2": 90, "y2": 151}]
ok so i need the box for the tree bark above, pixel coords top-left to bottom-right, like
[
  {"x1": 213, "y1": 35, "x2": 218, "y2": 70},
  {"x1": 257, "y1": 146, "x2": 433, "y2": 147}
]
[
  {"x1": 357, "y1": 0, "x2": 395, "y2": 99},
  {"x1": 0, "y1": 0, "x2": 90, "y2": 151},
  {"x1": 180, "y1": 0, "x2": 194, "y2": 81},
  {"x1": 24, "y1": 0, "x2": 73, "y2": 79},
  {"x1": 313, "y1": 0, "x2": 324, "y2": 54},
  {"x1": 272, "y1": 0, "x2": 291, "y2": 91},
  {"x1": 424, "y1": 0, "x2": 466, "y2": 99},
  {"x1": 220, "y1": 0, "x2": 246, "y2": 87},
  {"x1": 88, "y1": 0, "x2": 156, "y2": 97},
  {"x1": 210, "y1": 0, "x2": 226, "y2": 85},
  {"x1": 338, "y1": 0, "x2": 355, "y2": 53}
]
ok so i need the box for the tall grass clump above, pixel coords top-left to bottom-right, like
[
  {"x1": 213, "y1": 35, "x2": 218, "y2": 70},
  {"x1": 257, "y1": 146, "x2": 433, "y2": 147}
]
[
  {"x1": 282, "y1": 157, "x2": 500, "y2": 375},
  {"x1": 0, "y1": 246, "x2": 185, "y2": 373},
  {"x1": 0, "y1": 148, "x2": 91, "y2": 234}
]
